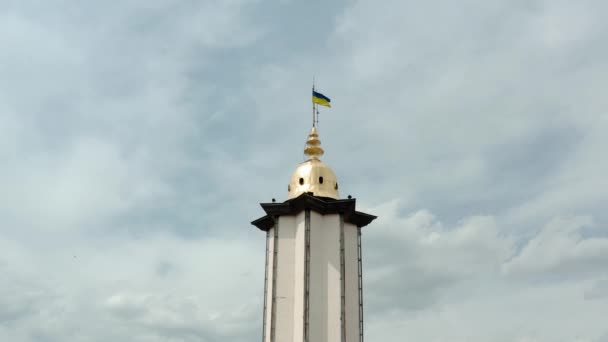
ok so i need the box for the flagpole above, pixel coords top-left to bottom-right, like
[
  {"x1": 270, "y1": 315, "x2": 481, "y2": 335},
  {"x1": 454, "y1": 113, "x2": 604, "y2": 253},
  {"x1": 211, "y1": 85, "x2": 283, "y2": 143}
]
[
  {"x1": 312, "y1": 95, "x2": 316, "y2": 128},
  {"x1": 312, "y1": 77, "x2": 316, "y2": 128}
]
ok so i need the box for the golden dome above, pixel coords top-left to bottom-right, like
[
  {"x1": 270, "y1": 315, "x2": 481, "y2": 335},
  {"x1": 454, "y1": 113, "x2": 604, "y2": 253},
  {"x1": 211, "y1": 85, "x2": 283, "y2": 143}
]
[{"x1": 287, "y1": 127, "x2": 340, "y2": 199}]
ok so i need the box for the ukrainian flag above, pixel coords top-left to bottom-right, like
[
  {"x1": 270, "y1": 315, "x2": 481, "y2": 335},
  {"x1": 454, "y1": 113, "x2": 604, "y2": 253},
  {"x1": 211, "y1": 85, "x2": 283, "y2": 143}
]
[{"x1": 312, "y1": 90, "x2": 331, "y2": 107}]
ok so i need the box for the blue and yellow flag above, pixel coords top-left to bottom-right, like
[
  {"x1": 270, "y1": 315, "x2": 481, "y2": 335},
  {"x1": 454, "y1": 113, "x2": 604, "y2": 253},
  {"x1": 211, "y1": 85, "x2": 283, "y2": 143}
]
[{"x1": 312, "y1": 90, "x2": 331, "y2": 107}]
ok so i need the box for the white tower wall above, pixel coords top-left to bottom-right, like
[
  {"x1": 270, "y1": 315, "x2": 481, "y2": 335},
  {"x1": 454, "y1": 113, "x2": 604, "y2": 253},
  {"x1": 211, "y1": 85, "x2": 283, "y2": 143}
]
[
  {"x1": 308, "y1": 211, "x2": 340, "y2": 342},
  {"x1": 263, "y1": 226, "x2": 274, "y2": 341},
  {"x1": 292, "y1": 214, "x2": 306, "y2": 340},
  {"x1": 262, "y1": 210, "x2": 363, "y2": 342},
  {"x1": 344, "y1": 222, "x2": 362, "y2": 342}
]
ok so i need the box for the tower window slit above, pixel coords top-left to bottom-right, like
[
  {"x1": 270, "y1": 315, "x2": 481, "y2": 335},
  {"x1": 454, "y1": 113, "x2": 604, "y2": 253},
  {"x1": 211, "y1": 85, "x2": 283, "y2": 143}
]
[
  {"x1": 319, "y1": 176, "x2": 324, "y2": 184},
  {"x1": 299, "y1": 178, "x2": 304, "y2": 185}
]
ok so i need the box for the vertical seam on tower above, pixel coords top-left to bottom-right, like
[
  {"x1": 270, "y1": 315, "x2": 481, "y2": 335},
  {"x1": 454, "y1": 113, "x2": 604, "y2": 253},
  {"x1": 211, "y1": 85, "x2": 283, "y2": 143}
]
[
  {"x1": 304, "y1": 209, "x2": 311, "y2": 342},
  {"x1": 357, "y1": 227, "x2": 364, "y2": 342},
  {"x1": 262, "y1": 229, "x2": 270, "y2": 342},
  {"x1": 340, "y1": 216, "x2": 346, "y2": 342},
  {"x1": 270, "y1": 221, "x2": 279, "y2": 342}
]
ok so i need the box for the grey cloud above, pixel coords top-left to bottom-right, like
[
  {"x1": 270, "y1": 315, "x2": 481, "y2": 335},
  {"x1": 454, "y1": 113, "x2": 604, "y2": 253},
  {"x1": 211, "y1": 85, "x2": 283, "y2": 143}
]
[
  {"x1": 363, "y1": 202, "x2": 513, "y2": 316},
  {"x1": 103, "y1": 292, "x2": 258, "y2": 342},
  {"x1": 0, "y1": 272, "x2": 50, "y2": 324},
  {"x1": 585, "y1": 277, "x2": 608, "y2": 300},
  {"x1": 597, "y1": 332, "x2": 608, "y2": 342},
  {"x1": 0, "y1": 234, "x2": 264, "y2": 341},
  {"x1": 360, "y1": 200, "x2": 608, "y2": 341},
  {"x1": 155, "y1": 260, "x2": 178, "y2": 277},
  {"x1": 503, "y1": 216, "x2": 608, "y2": 280},
  {"x1": 0, "y1": 0, "x2": 267, "y2": 238},
  {"x1": 1, "y1": 0, "x2": 608, "y2": 341}
]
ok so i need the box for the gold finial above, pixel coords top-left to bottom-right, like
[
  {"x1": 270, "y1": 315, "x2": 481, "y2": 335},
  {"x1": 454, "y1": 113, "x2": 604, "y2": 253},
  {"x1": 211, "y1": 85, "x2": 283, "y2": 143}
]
[
  {"x1": 288, "y1": 126, "x2": 339, "y2": 199},
  {"x1": 303, "y1": 127, "x2": 324, "y2": 160}
]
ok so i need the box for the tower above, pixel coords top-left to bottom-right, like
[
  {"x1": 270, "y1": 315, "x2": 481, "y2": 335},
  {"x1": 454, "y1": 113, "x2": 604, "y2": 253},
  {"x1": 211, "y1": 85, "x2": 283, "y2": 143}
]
[{"x1": 252, "y1": 126, "x2": 376, "y2": 342}]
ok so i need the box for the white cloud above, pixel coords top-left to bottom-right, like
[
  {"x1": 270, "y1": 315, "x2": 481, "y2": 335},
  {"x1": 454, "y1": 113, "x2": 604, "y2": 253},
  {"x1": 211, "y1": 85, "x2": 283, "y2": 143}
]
[
  {"x1": 0, "y1": 233, "x2": 264, "y2": 341},
  {"x1": 503, "y1": 216, "x2": 608, "y2": 278},
  {"x1": 1, "y1": 0, "x2": 607, "y2": 340},
  {"x1": 585, "y1": 277, "x2": 608, "y2": 300},
  {"x1": 363, "y1": 201, "x2": 608, "y2": 341}
]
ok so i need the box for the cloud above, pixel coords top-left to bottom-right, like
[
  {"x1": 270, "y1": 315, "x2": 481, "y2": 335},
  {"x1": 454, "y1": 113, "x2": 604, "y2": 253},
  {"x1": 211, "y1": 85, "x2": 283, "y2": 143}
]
[
  {"x1": 0, "y1": 233, "x2": 264, "y2": 341},
  {"x1": 362, "y1": 201, "x2": 608, "y2": 342},
  {"x1": 364, "y1": 200, "x2": 513, "y2": 314},
  {"x1": 1, "y1": 0, "x2": 607, "y2": 341},
  {"x1": 585, "y1": 277, "x2": 608, "y2": 300},
  {"x1": 503, "y1": 216, "x2": 608, "y2": 279},
  {"x1": 103, "y1": 292, "x2": 257, "y2": 342}
]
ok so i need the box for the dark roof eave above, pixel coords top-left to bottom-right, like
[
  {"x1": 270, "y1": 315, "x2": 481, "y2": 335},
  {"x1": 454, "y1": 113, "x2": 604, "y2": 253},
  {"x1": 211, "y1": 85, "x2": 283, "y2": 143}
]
[{"x1": 251, "y1": 193, "x2": 377, "y2": 231}]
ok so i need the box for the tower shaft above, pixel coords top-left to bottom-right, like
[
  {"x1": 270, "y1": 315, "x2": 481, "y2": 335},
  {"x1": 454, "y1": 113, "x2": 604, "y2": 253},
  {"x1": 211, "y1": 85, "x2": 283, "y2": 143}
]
[
  {"x1": 253, "y1": 195, "x2": 375, "y2": 342},
  {"x1": 264, "y1": 211, "x2": 361, "y2": 342}
]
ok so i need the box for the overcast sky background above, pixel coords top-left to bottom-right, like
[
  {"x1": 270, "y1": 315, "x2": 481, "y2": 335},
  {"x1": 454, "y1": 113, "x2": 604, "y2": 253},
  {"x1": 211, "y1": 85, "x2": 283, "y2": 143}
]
[{"x1": 1, "y1": 0, "x2": 607, "y2": 341}]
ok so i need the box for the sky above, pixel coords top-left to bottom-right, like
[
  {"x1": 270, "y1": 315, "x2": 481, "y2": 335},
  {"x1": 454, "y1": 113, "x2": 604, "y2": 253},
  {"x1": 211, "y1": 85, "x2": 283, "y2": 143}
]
[{"x1": 0, "y1": 0, "x2": 607, "y2": 341}]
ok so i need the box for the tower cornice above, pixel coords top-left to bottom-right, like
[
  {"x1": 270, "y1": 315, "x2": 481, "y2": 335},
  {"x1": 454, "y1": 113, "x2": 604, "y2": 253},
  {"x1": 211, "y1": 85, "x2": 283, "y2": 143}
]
[{"x1": 251, "y1": 193, "x2": 377, "y2": 231}]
